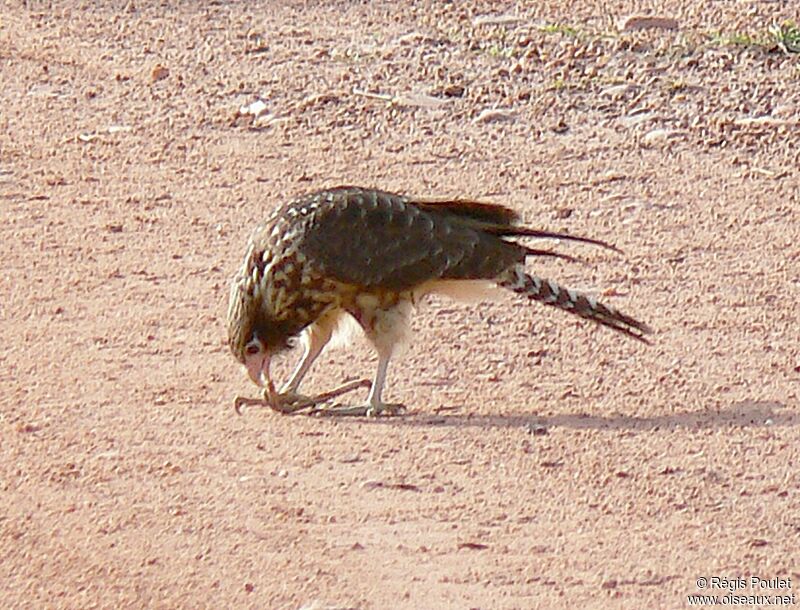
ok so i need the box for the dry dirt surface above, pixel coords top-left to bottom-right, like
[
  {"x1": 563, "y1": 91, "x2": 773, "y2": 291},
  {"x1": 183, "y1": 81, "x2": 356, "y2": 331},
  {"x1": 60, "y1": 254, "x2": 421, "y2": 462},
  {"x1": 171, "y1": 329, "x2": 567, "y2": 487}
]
[{"x1": 2, "y1": 1, "x2": 800, "y2": 609}]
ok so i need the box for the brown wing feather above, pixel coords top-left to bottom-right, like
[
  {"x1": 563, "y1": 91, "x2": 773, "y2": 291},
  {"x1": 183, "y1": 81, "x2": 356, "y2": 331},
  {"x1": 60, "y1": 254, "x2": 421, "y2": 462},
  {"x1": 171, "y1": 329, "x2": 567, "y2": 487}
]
[
  {"x1": 411, "y1": 197, "x2": 520, "y2": 225},
  {"x1": 410, "y1": 196, "x2": 621, "y2": 253},
  {"x1": 489, "y1": 225, "x2": 622, "y2": 253}
]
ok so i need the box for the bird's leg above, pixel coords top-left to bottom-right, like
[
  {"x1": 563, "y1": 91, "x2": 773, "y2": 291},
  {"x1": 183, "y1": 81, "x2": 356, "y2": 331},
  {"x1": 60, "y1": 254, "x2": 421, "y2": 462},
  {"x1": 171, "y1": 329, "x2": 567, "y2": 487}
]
[
  {"x1": 270, "y1": 313, "x2": 370, "y2": 413},
  {"x1": 277, "y1": 323, "x2": 333, "y2": 408},
  {"x1": 365, "y1": 348, "x2": 396, "y2": 413},
  {"x1": 316, "y1": 345, "x2": 406, "y2": 417}
]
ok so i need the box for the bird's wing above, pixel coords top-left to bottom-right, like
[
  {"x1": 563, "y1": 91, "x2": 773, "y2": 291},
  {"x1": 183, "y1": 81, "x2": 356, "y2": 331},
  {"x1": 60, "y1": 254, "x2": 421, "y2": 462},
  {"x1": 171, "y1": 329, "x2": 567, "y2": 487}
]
[
  {"x1": 295, "y1": 188, "x2": 521, "y2": 291},
  {"x1": 409, "y1": 195, "x2": 520, "y2": 225},
  {"x1": 411, "y1": 197, "x2": 621, "y2": 252}
]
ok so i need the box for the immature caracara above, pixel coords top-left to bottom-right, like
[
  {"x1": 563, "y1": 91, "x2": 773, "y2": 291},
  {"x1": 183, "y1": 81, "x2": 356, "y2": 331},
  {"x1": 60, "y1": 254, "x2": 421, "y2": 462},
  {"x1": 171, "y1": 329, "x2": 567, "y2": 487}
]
[{"x1": 228, "y1": 186, "x2": 651, "y2": 416}]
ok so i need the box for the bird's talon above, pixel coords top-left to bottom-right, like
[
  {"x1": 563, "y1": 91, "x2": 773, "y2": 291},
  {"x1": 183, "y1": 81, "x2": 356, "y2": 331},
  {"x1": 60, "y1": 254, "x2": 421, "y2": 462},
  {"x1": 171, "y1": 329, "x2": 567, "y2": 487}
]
[{"x1": 233, "y1": 394, "x2": 272, "y2": 415}]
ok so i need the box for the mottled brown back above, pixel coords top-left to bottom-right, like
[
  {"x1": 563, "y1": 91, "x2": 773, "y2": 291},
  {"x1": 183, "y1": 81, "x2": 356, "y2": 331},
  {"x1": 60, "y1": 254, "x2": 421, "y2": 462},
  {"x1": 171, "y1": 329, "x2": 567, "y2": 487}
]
[{"x1": 277, "y1": 186, "x2": 527, "y2": 291}]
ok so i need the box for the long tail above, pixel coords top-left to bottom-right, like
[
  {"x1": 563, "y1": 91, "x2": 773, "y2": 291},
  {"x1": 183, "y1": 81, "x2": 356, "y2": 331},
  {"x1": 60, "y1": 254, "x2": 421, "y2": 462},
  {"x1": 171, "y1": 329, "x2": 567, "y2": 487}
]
[{"x1": 499, "y1": 266, "x2": 653, "y2": 343}]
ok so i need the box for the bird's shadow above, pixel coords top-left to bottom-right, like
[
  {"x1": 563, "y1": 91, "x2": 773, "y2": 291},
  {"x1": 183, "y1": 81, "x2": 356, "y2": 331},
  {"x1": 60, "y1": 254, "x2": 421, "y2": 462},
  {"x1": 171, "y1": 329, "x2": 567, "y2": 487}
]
[{"x1": 351, "y1": 399, "x2": 794, "y2": 432}]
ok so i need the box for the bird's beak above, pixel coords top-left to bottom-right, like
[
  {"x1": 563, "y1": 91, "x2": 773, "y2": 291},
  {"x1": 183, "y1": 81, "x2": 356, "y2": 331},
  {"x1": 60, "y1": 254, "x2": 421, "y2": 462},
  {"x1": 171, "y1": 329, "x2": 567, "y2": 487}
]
[
  {"x1": 245, "y1": 352, "x2": 271, "y2": 388},
  {"x1": 244, "y1": 351, "x2": 279, "y2": 407}
]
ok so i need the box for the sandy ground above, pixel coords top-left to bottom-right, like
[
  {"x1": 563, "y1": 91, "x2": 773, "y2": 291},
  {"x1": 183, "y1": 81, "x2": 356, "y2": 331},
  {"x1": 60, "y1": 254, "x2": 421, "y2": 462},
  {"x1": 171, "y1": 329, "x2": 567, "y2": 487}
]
[{"x1": 2, "y1": 1, "x2": 800, "y2": 608}]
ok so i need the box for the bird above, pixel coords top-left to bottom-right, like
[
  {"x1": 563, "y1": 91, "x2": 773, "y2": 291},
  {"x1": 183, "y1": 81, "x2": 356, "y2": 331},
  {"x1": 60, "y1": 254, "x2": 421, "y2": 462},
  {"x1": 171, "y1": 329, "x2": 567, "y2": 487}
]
[{"x1": 227, "y1": 185, "x2": 652, "y2": 416}]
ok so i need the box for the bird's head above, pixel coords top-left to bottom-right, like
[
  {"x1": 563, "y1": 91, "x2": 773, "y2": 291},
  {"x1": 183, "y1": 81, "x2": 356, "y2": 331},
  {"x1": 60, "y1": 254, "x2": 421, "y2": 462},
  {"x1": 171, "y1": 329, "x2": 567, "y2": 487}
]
[
  {"x1": 227, "y1": 271, "x2": 298, "y2": 394},
  {"x1": 228, "y1": 277, "x2": 271, "y2": 389},
  {"x1": 239, "y1": 331, "x2": 271, "y2": 388}
]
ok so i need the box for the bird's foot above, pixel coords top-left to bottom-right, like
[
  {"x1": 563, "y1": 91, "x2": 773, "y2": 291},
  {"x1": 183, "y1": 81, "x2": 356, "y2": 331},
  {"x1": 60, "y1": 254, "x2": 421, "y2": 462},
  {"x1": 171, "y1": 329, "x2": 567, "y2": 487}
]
[
  {"x1": 314, "y1": 402, "x2": 407, "y2": 418},
  {"x1": 233, "y1": 379, "x2": 372, "y2": 416},
  {"x1": 233, "y1": 391, "x2": 314, "y2": 415}
]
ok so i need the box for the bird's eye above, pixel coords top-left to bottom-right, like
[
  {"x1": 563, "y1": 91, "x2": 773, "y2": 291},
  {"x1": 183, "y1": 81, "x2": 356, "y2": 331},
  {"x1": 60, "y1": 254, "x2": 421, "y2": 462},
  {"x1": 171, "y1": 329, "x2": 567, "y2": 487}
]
[{"x1": 244, "y1": 340, "x2": 262, "y2": 356}]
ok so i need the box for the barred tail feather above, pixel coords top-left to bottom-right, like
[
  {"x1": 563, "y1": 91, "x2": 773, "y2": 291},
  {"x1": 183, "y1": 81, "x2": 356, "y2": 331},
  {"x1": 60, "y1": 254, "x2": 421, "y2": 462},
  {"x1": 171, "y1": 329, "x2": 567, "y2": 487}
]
[{"x1": 499, "y1": 267, "x2": 653, "y2": 343}]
